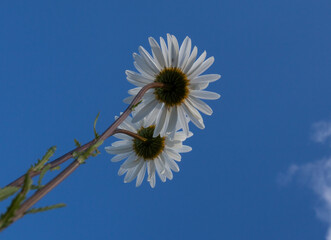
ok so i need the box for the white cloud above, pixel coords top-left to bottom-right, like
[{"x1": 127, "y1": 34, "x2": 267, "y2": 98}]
[
  {"x1": 280, "y1": 120, "x2": 331, "y2": 240},
  {"x1": 312, "y1": 121, "x2": 331, "y2": 144},
  {"x1": 283, "y1": 157, "x2": 331, "y2": 240}
]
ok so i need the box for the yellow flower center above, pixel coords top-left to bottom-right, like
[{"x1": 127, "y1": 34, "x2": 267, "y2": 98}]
[
  {"x1": 133, "y1": 126, "x2": 165, "y2": 160},
  {"x1": 154, "y1": 67, "x2": 189, "y2": 107}
]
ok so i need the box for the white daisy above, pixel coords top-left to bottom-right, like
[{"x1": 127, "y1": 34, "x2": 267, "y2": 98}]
[
  {"x1": 124, "y1": 34, "x2": 221, "y2": 138},
  {"x1": 105, "y1": 115, "x2": 192, "y2": 188}
]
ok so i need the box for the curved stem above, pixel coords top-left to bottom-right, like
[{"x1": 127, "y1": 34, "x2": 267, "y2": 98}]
[
  {"x1": 2, "y1": 82, "x2": 164, "y2": 229},
  {"x1": 7, "y1": 82, "x2": 164, "y2": 188},
  {"x1": 113, "y1": 129, "x2": 147, "y2": 142}
]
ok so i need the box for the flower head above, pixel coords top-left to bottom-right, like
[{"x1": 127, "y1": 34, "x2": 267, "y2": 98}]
[
  {"x1": 124, "y1": 34, "x2": 221, "y2": 138},
  {"x1": 105, "y1": 115, "x2": 192, "y2": 188}
]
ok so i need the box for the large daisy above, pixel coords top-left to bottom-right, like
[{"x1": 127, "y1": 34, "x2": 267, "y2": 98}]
[
  {"x1": 124, "y1": 34, "x2": 221, "y2": 138},
  {"x1": 105, "y1": 115, "x2": 192, "y2": 188}
]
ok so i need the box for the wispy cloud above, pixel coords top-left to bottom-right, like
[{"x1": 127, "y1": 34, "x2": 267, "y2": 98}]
[
  {"x1": 311, "y1": 121, "x2": 331, "y2": 144},
  {"x1": 280, "y1": 120, "x2": 331, "y2": 240}
]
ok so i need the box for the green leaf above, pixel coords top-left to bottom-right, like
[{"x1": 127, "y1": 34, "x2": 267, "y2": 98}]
[
  {"x1": 130, "y1": 100, "x2": 142, "y2": 110},
  {"x1": 74, "y1": 139, "x2": 81, "y2": 147},
  {"x1": 0, "y1": 171, "x2": 32, "y2": 228},
  {"x1": 94, "y1": 112, "x2": 100, "y2": 139},
  {"x1": 38, "y1": 164, "x2": 51, "y2": 187},
  {"x1": 76, "y1": 140, "x2": 104, "y2": 164},
  {"x1": 0, "y1": 187, "x2": 19, "y2": 201},
  {"x1": 30, "y1": 185, "x2": 44, "y2": 190},
  {"x1": 50, "y1": 166, "x2": 60, "y2": 171},
  {"x1": 25, "y1": 203, "x2": 66, "y2": 215},
  {"x1": 33, "y1": 146, "x2": 56, "y2": 171}
]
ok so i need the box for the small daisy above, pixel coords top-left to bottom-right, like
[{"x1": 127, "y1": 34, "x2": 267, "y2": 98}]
[
  {"x1": 124, "y1": 34, "x2": 221, "y2": 138},
  {"x1": 105, "y1": 115, "x2": 192, "y2": 188}
]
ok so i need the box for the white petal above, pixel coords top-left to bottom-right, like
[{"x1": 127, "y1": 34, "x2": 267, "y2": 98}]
[
  {"x1": 164, "y1": 151, "x2": 180, "y2": 172},
  {"x1": 124, "y1": 168, "x2": 135, "y2": 183},
  {"x1": 105, "y1": 144, "x2": 133, "y2": 155},
  {"x1": 166, "y1": 106, "x2": 178, "y2": 138},
  {"x1": 167, "y1": 34, "x2": 173, "y2": 67},
  {"x1": 139, "y1": 46, "x2": 161, "y2": 72},
  {"x1": 121, "y1": 154, "x2": 139, "y2": 169},
  {"x1": 126, "y1": 78, "x2": 147, "y2": 87},
  {"x1": 173, "y1": 132, "x2": 191, "y2": 141},
  {"x1": 126, "y1": 70, "x2": 153, "y2": 84},
  {"x1": 155, "y1": 157, "x2": 166, "y2": 182},
  {"x1": 119, "y1": 117, "x2": 138, "y2": 132},
  {"x1": 147, "y1": 161, "x2": 156, "y2": 188},
  {"x1": 165, "y1": 139, "x2": 182, "y2": 148},
  {"x1": 128, "y1": 87, "x2": 142, "y2": 95},
  {"x1": 133, "y1": 53, "x2": 158, "y2": 76},
  {"x1": 123, "y1": 95, "x2": 135, "y2": 104},
  {"x1": 160, "y1": 37, "x2": 169, "y2": 67},
  {"x1": 177, "y1": 106, "x2": 189, "y2": 136},
  {"x1": 190, "y1": 82, "x2": 209, "y2": 90},
  {"x1": 133, "y1": 61, "x2": 155, "y2": 79},
  {"x1": 136, "y1": 161, "x2": 147, "y2": 187},
  {"x1": 183, "y1": 46, "x2": 198, "y2": 73},
  {"x1": 132, "y1": 99, "x2": 158, "y2": 123},
  {"x1": 153, "y1": 103, "x2": 167, "y2": 137},
  {"x1": 149, "y1": 172, "x2": 156, "y2": 188},
  {"x1": 190, "y1": 74, "x2": 221, "y2": 84},
  {"x1": 176, "y1": 145, "x2": 192, "y2": 153},
  {"x1": 187, "y1": 51, "x2": 206, "y2": 76},
  {"x1": 113, "y1": 133, "x2": 133, "y2": 141},
  {"x1": 164, "y1": 166, "x2": 173, "y2": 180},
  {"x1": 187, "y1": 96, "x2": 213, "y2": 115},
  {"x1": 111, "y1": 140, "x2": 130, "y2": 147},
  {"x1": 143, "y1": 102, "x2": 160, "y2": 127},
  {"x1": 178, "y1": 37, "x2": 191, "y2": 69},
  {"x1": 182, "y1": 101, "x2": 205, "y2": 129},
  {"x1": 160, "y1": 107, "x2": 171, "y2": 137},
  {"x1": 149, "y1": 37, "x2": 166, "y2": 68},
  {"x1": 110, "y1": 152, "x2": 132, "y2": 162},
  {"x1": 118, "y1": 167, "x2": 127, "y2": 176},
  {"x1": 190, "y1": 90, "x2": 221, "y2": 100},
  {"x1": 188, "y1": 57, "x2": 215, "y2": 79},
  {"x1": 160, "y1": 153, "x2": 173, "y2": 180},
  {"x1": 164, "y1": 147, "x2": 181, "y2": 162},
  {"x1": 170, "y1": 35, "x2": 179, "y2": 67},
  {"x1": 125, "y1": 160, "x2": 144, "y2": 183}
]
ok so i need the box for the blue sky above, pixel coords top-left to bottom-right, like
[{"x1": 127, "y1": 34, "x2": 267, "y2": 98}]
[{"x1": 0, "y1": 0, "x2": 331, "y2": 239}]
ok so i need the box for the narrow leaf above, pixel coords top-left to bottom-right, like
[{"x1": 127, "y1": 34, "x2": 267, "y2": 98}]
[
  {"x1": 0, "y1": 171, "x2": 32, "y2": 228},
  {"x1": 50, "y1": 166, "x2": 60, "y2": 171},
  {"x1": 74, "y1": 139, "x2": 81, "y2": 147},
  {"x1": 94, "y1": 112, "x2": 100, "y2": 139},
  {"x1": 25, "y1": 203, "x2": 66, "y2": 214},
  {"x1": 38, "y1": 164, "x2": 51, "y2": 186},
  {"x1": 0, "y1": 187, "x2": 19, "y2": 201},
  {"x1": 33, "y1": 146, "x2": 56, "y2": 171}
]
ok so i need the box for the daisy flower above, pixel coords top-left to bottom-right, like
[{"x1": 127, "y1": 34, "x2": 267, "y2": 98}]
[
  {"x1": 105, "y1": 115, "x2": 192, "y2": 188},
  {"x1": 124, "y1": 34, "x2": 221, "y2": 138}
]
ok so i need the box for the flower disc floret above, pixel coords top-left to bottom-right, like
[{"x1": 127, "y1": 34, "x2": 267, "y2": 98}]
[
  {"x1": 133, "y1": 126, "x2": 165, "y2": 160},
  {"x1": 154, "y1": 68, "x2": 189, "y2": 107}
]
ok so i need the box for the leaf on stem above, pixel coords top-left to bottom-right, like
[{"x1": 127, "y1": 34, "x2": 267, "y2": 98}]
[
  {"x1": 38, "y1": 164, "x2": 51, "y2": 187},
  {"x1": 74, "y1": 139, "x2": 81, "y2": 147},
  {"x1": 94, "y1": 112, "x2": 100, "y2": 139},
  {"x1": 0, "y1": 171, "x2": 32, "y2": 228},
  {"x1": 25, "y1": 203, "x2": 66, "y2": 215},
  {"x1": 0, "y1": 187, "x2": 19, "y2": 201},
  {"x1": 130, "y1": 100, "x2": 142, "y2": 110},
  {"x1": 32, "y1": 146, "x2": 57, "y2": 171}
]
